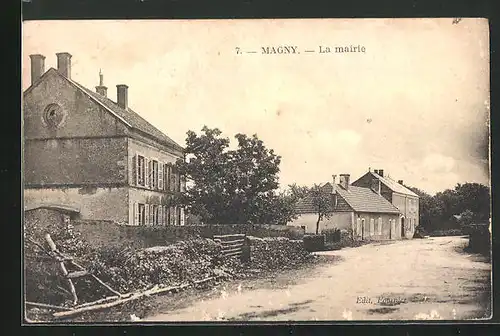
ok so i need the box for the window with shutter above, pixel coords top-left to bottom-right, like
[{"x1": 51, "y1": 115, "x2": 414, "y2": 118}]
[
  {"x1": 144, "y1": 204, "x2": 150, "y2": 225},
  {"x1": 378, "y1": 217, "x2": 382, "y2": 235},
  {"x1": 144, "y1": 158, "x2": 149, "y2": 188},
  {"x1": 160, "y1": 205, "x2": 165, "y2": 225},
  {"x1": 176, "y1": 207, "x2": 181, "y2": 226},
  {"x1": 138, "y1": 203, "x2": 145, "y2": 225},
  {"x1": 148, "y1": 159, "x2": 153, "y2": 189},
  {"x1": 180, "y1": 208, "x2": 185, "y2": 226},
  {"x1": 132, "y1": 155, "x2": 137, "y2": 186},
  {"x1": 158, "y1": 163, "x2": 164, "y2": 191},
  {"x1": 150, "y1": 204, "x2": 155, "y2": 225},
  {"x1": 137, "y1": 155, "x2": 145, "y2": 186},
  {"x1": 171, "y1": 206, "x2": 176, "y2": 225},
  {"x1": 133, "y1": 202, "x2": 139, "y2": 225},
  {"x1": 166, "y1": 207, "x2": 171, "y2": 225},
  {"x1": 152, "y1": 160, "x2": 158, "y2": 189}
]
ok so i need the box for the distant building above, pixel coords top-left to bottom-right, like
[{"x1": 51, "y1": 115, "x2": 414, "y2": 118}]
[
  {"x1": 352, "y1": 169, "x2": 419, "y2": 239},
  {"x1": 288, "y1": 174, "x2": 402, "y2": 240},
  {"x1": 23, "y1": 52, "x2": 186, "y2": 226}
]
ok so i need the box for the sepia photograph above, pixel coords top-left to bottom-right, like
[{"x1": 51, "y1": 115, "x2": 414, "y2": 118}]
[{"x1": 22, "y1": 18, "x2": 491, "y2": 323}]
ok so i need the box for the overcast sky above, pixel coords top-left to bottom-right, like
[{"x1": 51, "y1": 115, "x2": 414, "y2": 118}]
[{"x1": 22, "y1": 19, "x2": 490, "y2": 195}]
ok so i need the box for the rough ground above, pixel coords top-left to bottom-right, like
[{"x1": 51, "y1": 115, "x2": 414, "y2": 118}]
[{"x1": 142, "y1": 236, "x2": 491, "y2": 321}]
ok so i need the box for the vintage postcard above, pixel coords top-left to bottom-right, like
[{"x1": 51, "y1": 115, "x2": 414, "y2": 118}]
[{"x1": 22, "y1": 18, "x2": 491, "y2": 323}]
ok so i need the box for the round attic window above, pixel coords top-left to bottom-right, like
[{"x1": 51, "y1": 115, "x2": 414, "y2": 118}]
[{"x1": 43, "y1": 103, "x2": 65, "y2": 128}]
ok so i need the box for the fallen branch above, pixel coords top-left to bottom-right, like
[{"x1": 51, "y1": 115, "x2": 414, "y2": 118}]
[
  {"x1": 26, "y1": 301, "x2": 74, "y2": 311},
  {"x1": 74, "y1": 295, "x2": 129, "y2": 309},
  {"x1": 53, "y1": 291, "x2": 146, "y2": 319},
  {"x1": 52, "y1": 275, "x2": 225, "y2": 319},
  {"x1": 45, "y1": 234, "x2": 78, "y2": 306}
]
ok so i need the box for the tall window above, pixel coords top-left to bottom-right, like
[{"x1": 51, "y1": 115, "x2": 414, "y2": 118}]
[
  {"x1": 151, "y1": 205, "x2": 159, "y2": 225},
  {"x1": 158, "y1": 163, "x2": 164, "y2": 190},
  {"x1": 138, "y1": 203, "x2": 145, "y2": 225},
  {"x1": 137, "y1": 155, "x2": 145, "y2": 186},
  {"x1": 165, "y1": 207, "x2": 171, "y2": 225},
  {"x1": 370, "y1": 218, "x2": 375, "y2": 236},
  {"x1": 147, "y1": 159, "x2": 153, "y2": 189},
  {"x1": 378, "y1": 217, "x2": 382, "y2": 235},
  {"x1": 152, "y1": 160, "x2": 158, "y2": 189},
  {"x1": 164, "y1": 164, "x2": 171, "y2": 191}
]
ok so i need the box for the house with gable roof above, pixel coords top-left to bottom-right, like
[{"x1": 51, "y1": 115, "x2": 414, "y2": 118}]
[
  {"x1": 352, "y1": 168, "x2": 419, "y2": 238},
  {"x1": 23, "y1": 52, "x2": 186, "y2": 226},
  {"x1": 288, "y1": 174, "x2": 402, "y2": 240}
]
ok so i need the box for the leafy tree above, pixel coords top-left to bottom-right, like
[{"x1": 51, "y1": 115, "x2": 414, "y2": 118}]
[
  {"x1": 308, "y1": 184, "x2": 334, "y2": 234},
  {"x1": 405, "y1": 182, "x2": 490, "y2": 232},
  {"x1": 175, "y1": 126, "x2": 290, "y2": 224},
  {"x1": 286, "y1": 183, "x2": 310, "y2": 203}
]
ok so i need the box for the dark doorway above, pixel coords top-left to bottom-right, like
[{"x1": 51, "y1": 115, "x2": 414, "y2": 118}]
[{"x1": 401, "y1": 217, "x2": 405, "y2": 238}]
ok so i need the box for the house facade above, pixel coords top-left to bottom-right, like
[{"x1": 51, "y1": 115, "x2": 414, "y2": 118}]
[
  {"x1": 352, "y1": 169, "x2": 419, "y2": 239},
  {"x1": 288, "y1": 174, "x2": 402, "y2": 240},
  {"x1": 23, "y1": 52, "x2": 186, "y2": 226}
]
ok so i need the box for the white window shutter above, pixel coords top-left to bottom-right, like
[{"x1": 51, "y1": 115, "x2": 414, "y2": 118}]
[
  {"x1": 144, "y1": 204, "x2": 150, "y2": 225},
  {"x1": 160, "y1": 205, "x2": 165, "y2": 225},
  {"x1": 133, "y1": 202, "x2": 139, "y2": 225},
  {"x1": 180, "y1": 208, "x2": 185, "y2": 226},
  {"x1": 370, "y1": 218, "x2": 374, "y2": 236},
  {"x1": 144, "y1": 159, "x2": 149, "y2": 188},
  {"x1": 170, "y1": 207, "x2": 177, "y2": 225},
  {"x1": 158, "y1": 163, "x2": 164, "y2": 190},
  {"x1": 378, "y1": 218, "x2": 382, "y2": 235}
]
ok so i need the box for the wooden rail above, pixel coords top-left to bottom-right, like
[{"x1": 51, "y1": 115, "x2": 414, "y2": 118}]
[{"x1": 213, "y1": 234, "x2": 246, "y2": 259}]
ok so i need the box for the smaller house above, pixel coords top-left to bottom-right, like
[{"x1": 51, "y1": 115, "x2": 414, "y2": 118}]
[{"x1": 288, "y1": 174, "x2": 402, "y2": 240}]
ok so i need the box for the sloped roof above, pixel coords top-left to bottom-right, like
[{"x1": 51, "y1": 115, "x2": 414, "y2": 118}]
[
  {"x1": 369, "y1": 172, "x2": 419, "y2": 197},
  {"x1": 295, "y1": 183, "x2": 400, "y2": 214},
  {"x1": 335, "y1": 184, "x2": 401, "y2": 214},
  {"x1": 26, "y1": 68, "x2": 183, "y2": 151}
]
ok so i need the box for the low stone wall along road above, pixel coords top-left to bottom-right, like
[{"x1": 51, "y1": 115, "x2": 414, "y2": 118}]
[{"x1": 144, "y1": 236, "x2": 491, "y2": 321}]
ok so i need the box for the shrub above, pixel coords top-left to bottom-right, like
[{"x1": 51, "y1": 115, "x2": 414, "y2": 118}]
[
  {"x1": 321, "y1": 228, "x2": 341, "y2": 243},
  {"x1": 303, "y1": 234, "x2": 325, "y2": 252}
]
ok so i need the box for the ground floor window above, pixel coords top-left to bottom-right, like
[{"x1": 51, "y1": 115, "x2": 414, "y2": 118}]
[
  {"x1": 138, "y1": 203, "x2": 145, "y2": 225},
  {"x1": 134, "y1": 202, "x2": 185, "y2": 226}
]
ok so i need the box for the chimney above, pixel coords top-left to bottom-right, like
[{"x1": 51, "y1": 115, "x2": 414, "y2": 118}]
[
  {"x1": 29, "y1": 54, "x2": 45, "y2": 85},
  {"x1": 371, "y1": 178, "x2": 381, "y2": 194},
  {"x1": 398, "y1": 180, "x2": 404, "y2": 185},
  {"x1": 331, "y1": 175, "x2": 337, "y2": 193},
  {"x1": 378, "y1": 169, "x2": 384, "y2": 177},
  {"x1": 339, "y1": 174, "x2": 350, "y2": 191},
  {"x1": 95, "y1": 69, "x2": 108, "y2": 97},
  {"x1": 56, "y1": 52, "x2": 72, "y2": 78},
  {"x1": 117, "y1": 84, "x2": 128, "y2": 109}
]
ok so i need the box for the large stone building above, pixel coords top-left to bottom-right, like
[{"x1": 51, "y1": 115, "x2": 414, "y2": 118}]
[
  {"x1": 288, "y1": 174, "x2": 402, "y2": 240},
  {"x1": 352, "y1": 169, "x2": 419, "y2": 239},
  {"x1": 23, "y1": 52, "x2": 186, "y2": 226}
]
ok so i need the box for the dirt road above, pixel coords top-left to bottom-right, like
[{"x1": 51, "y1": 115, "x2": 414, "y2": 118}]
[{"x1": 144, "y1": 236, "x2": 491, "y2": 321}]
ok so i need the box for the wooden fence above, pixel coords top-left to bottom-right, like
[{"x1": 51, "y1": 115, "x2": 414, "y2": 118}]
[{"x1": 213, "y1": 234, "x2": 246, "y2": 258}]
